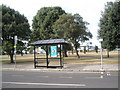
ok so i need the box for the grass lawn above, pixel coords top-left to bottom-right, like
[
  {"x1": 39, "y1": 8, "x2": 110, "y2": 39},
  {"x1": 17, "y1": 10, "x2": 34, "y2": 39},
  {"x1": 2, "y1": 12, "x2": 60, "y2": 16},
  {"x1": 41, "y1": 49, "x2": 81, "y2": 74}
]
[{"x1": 1, "y1": 50, "x2": 119, "y2": 65}]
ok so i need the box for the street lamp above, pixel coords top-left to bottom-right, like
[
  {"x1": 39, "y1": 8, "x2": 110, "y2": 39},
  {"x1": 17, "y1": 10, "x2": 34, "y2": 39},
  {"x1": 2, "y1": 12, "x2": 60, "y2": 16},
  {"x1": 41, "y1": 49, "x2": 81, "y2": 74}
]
[{"x1": 99, "y1": 39, "x2": 103, "y2": 71}]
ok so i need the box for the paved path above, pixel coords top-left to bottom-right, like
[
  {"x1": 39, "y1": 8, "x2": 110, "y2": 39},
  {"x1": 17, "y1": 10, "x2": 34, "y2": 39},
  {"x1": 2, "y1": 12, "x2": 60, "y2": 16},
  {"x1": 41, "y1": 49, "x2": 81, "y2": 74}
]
[{"x1": 2, "y1": 63, "x2": 119, "y2": 72}]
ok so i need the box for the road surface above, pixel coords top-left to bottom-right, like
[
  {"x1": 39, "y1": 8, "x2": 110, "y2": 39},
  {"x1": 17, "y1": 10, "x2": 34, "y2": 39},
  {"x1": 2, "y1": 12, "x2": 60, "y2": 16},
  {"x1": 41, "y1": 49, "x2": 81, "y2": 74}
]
[{"x1": 2, "y1": 70, "x2": 119, "y2": 88}]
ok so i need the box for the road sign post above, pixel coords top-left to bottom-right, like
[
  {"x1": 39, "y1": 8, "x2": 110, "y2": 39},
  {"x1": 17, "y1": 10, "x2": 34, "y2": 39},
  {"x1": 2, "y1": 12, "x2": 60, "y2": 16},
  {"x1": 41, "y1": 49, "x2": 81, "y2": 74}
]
[
  {"x1": 99, "y1": 39, "x2": 103, "y2": 70},
  {"x1": 14, "y1": 35, "x2": 17, "y2": 69}
]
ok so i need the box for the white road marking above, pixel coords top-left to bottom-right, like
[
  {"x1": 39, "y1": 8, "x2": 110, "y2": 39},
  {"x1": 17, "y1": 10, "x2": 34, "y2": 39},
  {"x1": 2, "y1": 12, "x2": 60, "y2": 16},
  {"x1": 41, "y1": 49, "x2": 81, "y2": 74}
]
[
  {"x1": 86, "y1": 77, "x2": 102, "y2": 79},
  {"x1": 2, "y1": 82, "x2": 86, "y2": 87},
  {"x1": 60, "y1": 77, "x2": 72, "y2": 79},
  {"x1": 38, "y1": 76, "x2": 49, "y2": 78},
  {"x1": 12, "y1": 75, "x2": 24, "y2": 77},
  {"x1": 59, "y1": 71, "x2": 100, "y2": 73}
]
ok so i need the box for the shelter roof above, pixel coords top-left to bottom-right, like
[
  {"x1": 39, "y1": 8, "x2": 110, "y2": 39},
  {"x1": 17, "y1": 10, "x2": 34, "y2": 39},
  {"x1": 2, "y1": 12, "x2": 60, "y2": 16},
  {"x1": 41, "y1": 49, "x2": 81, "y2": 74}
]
[{"x1": 31, "y1": 39, "x2": 68, "y2": 45}]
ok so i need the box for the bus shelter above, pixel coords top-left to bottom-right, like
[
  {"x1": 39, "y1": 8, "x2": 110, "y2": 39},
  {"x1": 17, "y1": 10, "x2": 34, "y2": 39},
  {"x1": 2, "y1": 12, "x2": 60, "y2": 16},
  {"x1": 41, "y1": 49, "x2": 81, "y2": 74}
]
[{"x1": 31, "y1": 39, "x2": 68, "y2": 69}]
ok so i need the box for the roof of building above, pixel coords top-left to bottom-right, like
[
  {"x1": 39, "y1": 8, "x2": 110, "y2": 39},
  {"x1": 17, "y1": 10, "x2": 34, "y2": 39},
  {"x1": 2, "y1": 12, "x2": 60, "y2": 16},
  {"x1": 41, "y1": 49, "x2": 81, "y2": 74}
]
[{"x1": 31, "y1": 39, "x2": 68, "y2": 46}]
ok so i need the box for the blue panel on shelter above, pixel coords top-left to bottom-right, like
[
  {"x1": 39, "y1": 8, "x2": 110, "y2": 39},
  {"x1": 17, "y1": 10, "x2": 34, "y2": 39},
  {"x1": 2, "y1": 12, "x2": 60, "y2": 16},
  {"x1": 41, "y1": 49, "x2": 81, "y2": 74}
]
[{"x1": 50, "y1": 46, "x2": 57, "y2": 57}]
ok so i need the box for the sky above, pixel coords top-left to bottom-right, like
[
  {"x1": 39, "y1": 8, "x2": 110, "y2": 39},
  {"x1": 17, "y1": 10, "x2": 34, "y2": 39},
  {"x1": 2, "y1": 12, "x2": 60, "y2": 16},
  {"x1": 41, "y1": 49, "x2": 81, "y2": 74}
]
[{"x1": 1, "y1": 0, "x2": 115, "y2": 47}]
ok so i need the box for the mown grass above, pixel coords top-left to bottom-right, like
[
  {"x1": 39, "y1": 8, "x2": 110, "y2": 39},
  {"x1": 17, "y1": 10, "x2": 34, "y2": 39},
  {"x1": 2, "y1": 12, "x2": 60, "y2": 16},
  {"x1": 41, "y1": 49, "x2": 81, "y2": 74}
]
[{"x1": 1, "y1": 50, "x2": 119, "y2": 65}]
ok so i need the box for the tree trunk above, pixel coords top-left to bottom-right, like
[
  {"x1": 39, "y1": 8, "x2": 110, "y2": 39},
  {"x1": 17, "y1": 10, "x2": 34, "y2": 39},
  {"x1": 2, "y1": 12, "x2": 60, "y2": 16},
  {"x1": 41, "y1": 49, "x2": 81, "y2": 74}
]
[
  {"x1": 63, "y1": 45, "x2": 68, "y2": 57},
  {"x1": 84, "y1": 46, "x2": 86, "y2": 54},
  {"x1": 21, "y1": 53, "x2": 23, "y2": 56},
  {"x1": 64, "y1": 50, "x2": 68, "y2": 57},
  {"x1": 107, "y1": 49, "x2": 110, "y2": 58},
  {"x1": 72, "y1": 49, "x2": 74, "y2": 54},
  {"x1": 75, "y1": 46, "x2": 80, "y2": 58},
  {"x1": 10, "y1": 38, "x2": 15, "y2": 63},
  {"x1": 10, "y1": 53, "x2": 14, "y2": 63},
  {"x1": 21, "y1": 51, "x2": 24, "y2": 56}
]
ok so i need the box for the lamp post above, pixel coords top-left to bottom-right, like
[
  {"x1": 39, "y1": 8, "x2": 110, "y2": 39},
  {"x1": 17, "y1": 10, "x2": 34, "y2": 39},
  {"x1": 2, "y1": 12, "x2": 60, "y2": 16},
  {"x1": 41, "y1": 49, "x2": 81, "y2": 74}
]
[{"x1": 99, "y1": 39, "x2": 103, "y2": 71}]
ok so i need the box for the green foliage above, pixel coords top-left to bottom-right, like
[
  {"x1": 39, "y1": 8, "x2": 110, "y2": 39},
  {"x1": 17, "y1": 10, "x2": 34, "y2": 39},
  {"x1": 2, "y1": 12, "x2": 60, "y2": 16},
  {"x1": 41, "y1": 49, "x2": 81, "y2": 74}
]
[
  {"x1": 27, "y1": 46, "x2": 34, "y2": 54},
  {"x1": 66, "y1": 43, "x2": 73, "y2": 51},
  {"x1": 98, "y1": 2, "x2": 120, "y2": 51},
  {"x1": 16, "y1": 41, "x2": 27, "y2": 55},
  {"x1": 2, "y1": 5, "x2": 31, "y2": 62},
  {"x1": 2, "y1": 40, "x2": 13, "y2": 55},
  {"x1": 2, "y1": 5, "x2": 31, "y2": 40},
  {"x1": 52, "y1": 13, "x2": 92, "y2": 58},
  {"x1": 53, "y1": 14, "x2": 92, "y2": 42},
  {"x1": 32, "y1": 6, "x2": 66, "y2": 41},
  {"x1": 0, "y1": 5, "x2": 2, "y2": 32}
]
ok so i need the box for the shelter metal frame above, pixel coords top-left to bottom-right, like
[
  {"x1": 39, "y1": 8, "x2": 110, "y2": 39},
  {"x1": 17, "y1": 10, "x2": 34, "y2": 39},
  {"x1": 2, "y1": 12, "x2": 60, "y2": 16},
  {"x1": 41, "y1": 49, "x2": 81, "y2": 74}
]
[{"x1": 31, "y1": 39, "x2": 68, "y2": 69}]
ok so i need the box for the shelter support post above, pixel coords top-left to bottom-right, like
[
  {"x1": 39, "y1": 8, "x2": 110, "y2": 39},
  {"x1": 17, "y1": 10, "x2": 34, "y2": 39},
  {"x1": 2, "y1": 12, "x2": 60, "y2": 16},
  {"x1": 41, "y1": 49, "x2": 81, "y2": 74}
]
[
  {"x1": 34, "y1": 46, "x2": 36, "y2": 68},
  {"x1": 46, "y1": 45, "x2": 49, "y2": 68},
  {"x1": 60, "y1": 44, "x2": 62, "y2": 68}
]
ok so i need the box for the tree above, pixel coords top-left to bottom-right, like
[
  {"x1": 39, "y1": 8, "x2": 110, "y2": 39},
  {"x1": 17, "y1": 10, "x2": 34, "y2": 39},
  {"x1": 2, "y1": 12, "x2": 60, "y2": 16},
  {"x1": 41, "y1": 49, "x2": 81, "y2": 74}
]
[
  {"x1": 95, "y1": 45, "x2": 98, "y2": 53},
  {"x1": 32, "y1": 6, "x2": 66, "y2": 41},
  {"x1": 84, "y1": 46, "x2": 87, "y2": 54},
  {"x1": 16, "y1": 41, "x2": 27, "y2": 56},
  {"x1": 2, "y1": 5, "x2": 31, "y2": 63},
  {"x1": 98, "y1": 2, "x2": 120, "y2": 57},
  {"x1": 52, "y1": 14, "x2": 92, "y2": 58}
]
